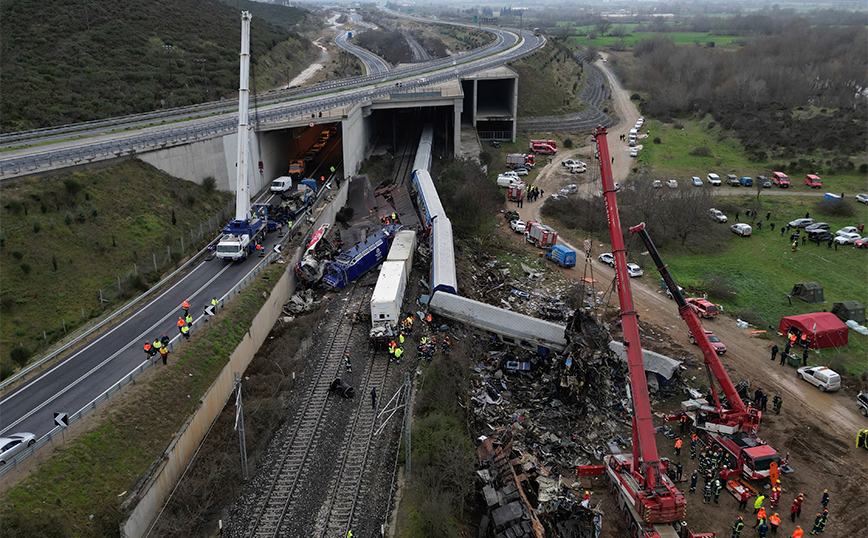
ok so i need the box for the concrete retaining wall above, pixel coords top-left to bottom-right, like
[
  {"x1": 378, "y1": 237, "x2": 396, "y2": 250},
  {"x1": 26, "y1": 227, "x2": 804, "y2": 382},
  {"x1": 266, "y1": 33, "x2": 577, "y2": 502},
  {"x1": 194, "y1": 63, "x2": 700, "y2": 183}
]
[{"x1": 121, "y1": 181, "x2": 349, "y2": 538}]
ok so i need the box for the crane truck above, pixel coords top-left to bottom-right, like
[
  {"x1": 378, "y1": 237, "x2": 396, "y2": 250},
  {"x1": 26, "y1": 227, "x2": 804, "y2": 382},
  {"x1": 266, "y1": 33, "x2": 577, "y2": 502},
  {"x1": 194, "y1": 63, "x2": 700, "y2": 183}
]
[
  {"x1": 630, "y1": 223, "x2": 781, "y2": 482},
  {"x1": 588, "y1": 126, "x2": 702, "y2": 538},
  {"x1": 215, "y1": 11, "x2": 265, "y2": 262}
]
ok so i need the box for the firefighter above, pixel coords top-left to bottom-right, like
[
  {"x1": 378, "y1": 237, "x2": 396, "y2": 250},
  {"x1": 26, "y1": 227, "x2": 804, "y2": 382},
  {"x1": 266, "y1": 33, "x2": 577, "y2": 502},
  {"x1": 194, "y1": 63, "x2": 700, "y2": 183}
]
[
  {"x1": 713, "y1": 477, "x2": 723, "y2": 504},
  {"x1": 426, "y1": 313, "x2": 433, "y2": 329},
  {"x1": 159, "y1": 345, "x2": 169, "y2": 365},
  {"x1": 181, "y1": 324, "x2": 190, "y2": 341},
  {"x1": 773, "y1": 393, "x2": 783, "y2": 414},
  {"x1": 738, "y1": 489, "x2": 750, "y2": 510},
  {"x1": 344, "y1": 353, "x2": 352, "y2": 373},
  {"x1": 679, "y1": 412, "x2": 688, "y2": 433},
  {"x1": 703, "y1": 481, "x2": 713, "y2": 504},
  {"x1": 690, "y1": 434, "x2": 698, "y2": 459},
  {"x1": 442, "y1": 336, "x2": 451, "y2": 354},
  {"x1": 689, "y1": 470, "x2": 698, "y2": 493},
  {"x1": 161, "y1": 333, "x2": 170, "y2": 348},
  {"x1": 674, "y1": 438, "x2": 683, "y2": 456},
  {"x1": 790, "y1": 499, "x2": 800, "y2": 523},
  {"x1": 143, "y1": 341, "x2": 153, "y2": 359},
  {"x1": 796, "y1": 493, "x2": 804, "y2": 518},
  {"x1": 177, "y1": 317, "x2": 186, "y2": 334},
  {"x1": 757, "y1": 517, "x2": 769, "y2": 538},
  {"x1": 769, "y1": 513, "x2": 781, "y2": 535},
  {"x1": 810, "y1": 513, "x2": 823, "y2": 535},
  {"x1": 153, "y1": 338, "x2": 163, "y2": 354},
  {"x1": 820, "y1": 489, "x2": 829, "y2": 509},
  {"x1": 818, "y1": 509, "x2": 828, "y2": 533},
  {"x1": 731, "y1": 516, "x2": 745, "y2": 538},
  {"x1": 770, "y1": 485, "x2": 781, "y2": 508}
]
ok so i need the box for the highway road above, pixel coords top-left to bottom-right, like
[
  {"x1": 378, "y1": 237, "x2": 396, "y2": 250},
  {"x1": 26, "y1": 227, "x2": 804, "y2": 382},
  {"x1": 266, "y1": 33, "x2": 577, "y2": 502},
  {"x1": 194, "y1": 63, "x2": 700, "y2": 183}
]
[{"x1": 333, "y1": 30, "x2": 391, "y2": 75}]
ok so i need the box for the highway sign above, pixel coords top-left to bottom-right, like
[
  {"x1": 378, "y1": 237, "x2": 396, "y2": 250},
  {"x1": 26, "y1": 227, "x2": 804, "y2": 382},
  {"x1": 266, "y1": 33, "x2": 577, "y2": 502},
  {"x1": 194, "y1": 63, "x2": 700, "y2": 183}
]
[{"x1": 54, "y1": 412, "x2": 68, "y2": 428}]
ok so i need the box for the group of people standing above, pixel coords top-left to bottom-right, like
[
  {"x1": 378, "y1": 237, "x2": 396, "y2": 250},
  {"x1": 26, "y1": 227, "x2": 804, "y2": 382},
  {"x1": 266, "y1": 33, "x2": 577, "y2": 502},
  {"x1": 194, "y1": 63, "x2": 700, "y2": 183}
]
[{"x1": 142, "y1": 297, "x2": 218, "y2": 365}]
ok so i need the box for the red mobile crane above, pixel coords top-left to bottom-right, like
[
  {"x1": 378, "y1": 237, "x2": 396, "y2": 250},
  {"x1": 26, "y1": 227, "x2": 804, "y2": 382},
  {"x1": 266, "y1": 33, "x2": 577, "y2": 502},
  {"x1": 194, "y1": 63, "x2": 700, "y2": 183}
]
[
  {"x1": 591, "y1": 127, "x2": 695, "y2": 538},
  {"x1": 630, "y1": 223, "x2": 781, "y2": 482}
]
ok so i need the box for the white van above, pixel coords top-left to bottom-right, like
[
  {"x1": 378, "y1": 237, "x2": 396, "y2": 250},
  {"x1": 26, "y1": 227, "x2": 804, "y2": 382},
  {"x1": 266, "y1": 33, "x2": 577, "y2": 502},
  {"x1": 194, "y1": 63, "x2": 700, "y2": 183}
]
[
  {"x1": 497, "y1": 175, "x2": 521, "y2": 187},
  {"x1": 270, "y1": 176, "x2": 293, "y2": 193},
  {"x1": 797, "y1": 366, "x2": 841, "y2": 392}
]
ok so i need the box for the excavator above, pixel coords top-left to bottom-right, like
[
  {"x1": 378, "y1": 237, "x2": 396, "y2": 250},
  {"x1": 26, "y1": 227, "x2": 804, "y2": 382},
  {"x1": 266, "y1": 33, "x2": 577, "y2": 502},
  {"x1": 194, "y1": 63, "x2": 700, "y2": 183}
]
[
  {"x1": 587, "y1": 126, "x2": 707, "y2": 538},
  {"x1": 630, "y1": 223, "x2": 781, "y2": 483}
]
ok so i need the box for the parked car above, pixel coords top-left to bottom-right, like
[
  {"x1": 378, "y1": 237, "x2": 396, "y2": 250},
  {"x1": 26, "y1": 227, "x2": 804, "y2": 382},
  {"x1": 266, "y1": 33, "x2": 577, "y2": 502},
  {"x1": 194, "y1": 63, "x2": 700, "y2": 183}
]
[
  {"x1": 502, "y1": 170, "x2": 518, "y2": 178},
  {"x1": 726, "y1": 174, "x2": 740, "y2": 186},
  {"x1": 808, "y1": 231, "x2": 833, "y2": 244},
  {"x1": 739, "y1": 176, "x2": 753, "y2": 187},
  {"x1": 835, "y1": 226, "x2": 859, "y2": 236},
  {"x1": 686, "y1": 297, "x2": 720, "y2": 318},
  {"x1": 797, "y1": 366, "x2": 841, "y2": 392},
  {"x1": 856, "y1": 193, "x2": 868, "y2": 204},
  {"x1": 569, "y1": 163, "x2": 587, "y2": 174},
  {"x1": 691, "y1": 176, "x2": 703, "y2": 187},
  {"x1": 0, "y1": 433, "x2": 36, "y2": 465},
  {"x1": 614, "y1": 182, "x2": 621, "y2": 191},
  {"x1": 805, "y1": 222, "x2": 830, "y2": 233},
  {"x1": 731, "y1": 223, "x2": 752, "y2": 236},
  {"x1": 805, "y1": 174, "x2": 823, "y2": 188},
  {"x1": 514, "y1": 167, "x2": 529, "y2": 176},
  {"x1": 858, "y1": 392, "x2": 868, "y2": 416},
  {"x1": 772, "y1": 171, "x2": 790, "y2": 188},
  {"x1": 709, "y1": 208, "x2": 728, "y2": 223},
  {"x1": 562, "y1": 158, "x2": 579, "y2": 167},
  {"x1": 560, "y1": 184, "x2": 579, "y2": 195},
  {"x1": 598, "y1": 252, "x2": 615, "y2": 267},
  {"x1": 652, "y1": 180, "x2": 663, "y2": 188},
  {"x1": 666, "y1": 179, "x2": 678, "y2": 189},
  {"x1": 626, "y1": 263, "x2": 643, "y2": 278},
  {"x1": 758, "y1": 175, "x2": 771, "y2": 188},
  {"x1": 707, "y1": 173, "x2": 721, "y2": 186},
  {"x1": 496, "y1": 175, "x2": 521, "y2": 187},
  {"x1": 788, "y1": 218, "x2": 815, "y2": 228},
  {"x1": 510, "y1": 219, "x2": 527, "y2": 233},
  {"x1": 855, "y1": 237, "x2": 868, "y2": 249},
  {"x1": 630, "y1": 149, "x2": 638, "y2": 158},
  {"x1": 834, "y1": 232, "x2": 860, "y2": 245},
  {"x1": 689, "y1": 329, "x2": 727, "y2": 355}
]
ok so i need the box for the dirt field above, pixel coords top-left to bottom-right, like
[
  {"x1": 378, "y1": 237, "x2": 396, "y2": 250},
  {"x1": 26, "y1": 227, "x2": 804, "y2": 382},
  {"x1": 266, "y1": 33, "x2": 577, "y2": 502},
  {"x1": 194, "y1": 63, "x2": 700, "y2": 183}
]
[{"x1": 497, "y1": 57, "x2": 867, "y2": 538}]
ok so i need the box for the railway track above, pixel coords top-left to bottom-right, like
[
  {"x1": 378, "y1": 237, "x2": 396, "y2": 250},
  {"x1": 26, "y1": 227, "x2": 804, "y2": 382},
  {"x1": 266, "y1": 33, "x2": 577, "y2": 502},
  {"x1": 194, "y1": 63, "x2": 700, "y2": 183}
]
[
  {"x1": 245, "y1": 286, "x2": 368, "y2": 538},
  {"x1": 392, "y1": 122, "x2": 422, "y2": 187},
  {"x1": 316, "y1": 349, "x2": 390, "y2": 536}
]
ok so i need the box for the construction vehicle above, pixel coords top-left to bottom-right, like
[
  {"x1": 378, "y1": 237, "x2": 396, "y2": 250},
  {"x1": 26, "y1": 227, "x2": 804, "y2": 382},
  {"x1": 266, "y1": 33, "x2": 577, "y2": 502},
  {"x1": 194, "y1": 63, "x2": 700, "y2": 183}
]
[
  {"x1": 545, "y1": 245, "x2": 576, "y2": 268},
  {"x1": 506, "y1": 153, "x2": 535, "y2": 168},
  {"x1": 529, "y1": 139, "x2": 557, "y2": 154},
  {"x1": 216, "y1": 12, "x2": 265, "y2": 262},
  {"x1": 631, "y1": 222, "x2": 781, "y2": 481},
  {"x1": 323, "y1": 225, "x2": 401, "y2": 288},
  {"x1": 524, "y1": 221, "x2": 558, "y2": 248},
  {"x1": 586, "y1": 126, "x2": 695, "y2": 538},
  {"x1": 288, "y1": 159, "x2": 305, "y2": 180}
]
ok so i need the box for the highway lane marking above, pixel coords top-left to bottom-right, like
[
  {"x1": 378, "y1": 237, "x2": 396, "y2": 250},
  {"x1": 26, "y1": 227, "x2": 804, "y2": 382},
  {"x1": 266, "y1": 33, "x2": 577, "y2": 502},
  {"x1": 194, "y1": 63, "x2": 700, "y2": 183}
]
[{"x1": 0, "y1": 263, "x2": 233, "y2": 434}]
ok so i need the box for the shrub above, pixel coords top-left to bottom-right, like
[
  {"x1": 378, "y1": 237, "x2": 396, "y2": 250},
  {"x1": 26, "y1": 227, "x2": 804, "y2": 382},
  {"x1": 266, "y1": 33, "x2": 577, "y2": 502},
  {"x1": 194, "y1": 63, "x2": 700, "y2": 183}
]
[
  {"x1": 32, "y1": 219, "x2": 41, "y2": 233},
  {"x1": 65, "y1": 211, "x2": 73, "y2": 225},
  {"x1": 20, "y1": 263, "x2": 31, "y2": 275},
  {"x1": 0, "y1": 361, "x2": 14, "y2": 381},
  {"x1": 77, "y1": 207, "x2": 87, "y2": 222},
  {"x1": 653, "y1": 137, "x2": 662, "y2": 144},
  {"x1": 10, "y1": 346, "x2": 29, "y2": 367},
  {"x1": 185, "y1": 193, "x2": 196, "y2": 207},
  {"x1": 5, "y1": 200, "x2": 23, "y2": 213},
  {"x1": 814, "y1": 199, "x2": 854, "y2": 218},
  {"x1": 63, "y1": 178, "x2": 82, "y2": 196},
  {"x1": 171, "y1": 208, "x2": 177, "y2": 226},
  {"x1": 563, "y1": 138, "x2": 574, "y2": 148},
  {"x1": 631, "y1": 93, "x2": 641, "y2": 100},
  {"x1": 202, "y1": 176, "x2": 217, "y2": 194},
  {"x1": 91, "y1": 205, "x2": 98, "y2": 217},
  {"x1": 673, "y1": 122, "x2": 684, "y2": 130},
  {"x1": 698, "y1": 274, "x2": 738, "y2": 302},
  {"x1": 689, "y1": 146, "x2": 713, "y2": 157},
  {"x1": 52, "y1": 254, "x2": 57, "y2": 271},
  {"x1": 859, "y1": 164, "x2": 867, "y2": 174},
  {"x1": 0, "y1": 230, "x2": 5, "y2": 247},
  {"x1": 12, "y1": 251, "x2": 23, "y2": 260}
]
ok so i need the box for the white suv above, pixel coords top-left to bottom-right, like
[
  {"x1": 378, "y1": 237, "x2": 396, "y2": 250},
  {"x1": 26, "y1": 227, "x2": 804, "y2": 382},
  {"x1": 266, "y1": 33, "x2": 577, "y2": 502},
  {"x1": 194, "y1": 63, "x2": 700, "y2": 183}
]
[
  {"x1": 709, "y1": 208, "x2": 728, "y2": 223},
  {"x1": 707, "y1": 173, "x2": 721, "y2": 186}
]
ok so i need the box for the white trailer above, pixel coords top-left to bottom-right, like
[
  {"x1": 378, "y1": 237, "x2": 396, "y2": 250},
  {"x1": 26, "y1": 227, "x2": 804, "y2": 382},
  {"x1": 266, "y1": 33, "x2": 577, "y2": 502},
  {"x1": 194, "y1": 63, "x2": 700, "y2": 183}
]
[
  {"x1": 370, "y1": 261, "x2": 408, "y2": 327},
  {"x1": 386, "y1": 230, "x2": 416, "y2": 276}
]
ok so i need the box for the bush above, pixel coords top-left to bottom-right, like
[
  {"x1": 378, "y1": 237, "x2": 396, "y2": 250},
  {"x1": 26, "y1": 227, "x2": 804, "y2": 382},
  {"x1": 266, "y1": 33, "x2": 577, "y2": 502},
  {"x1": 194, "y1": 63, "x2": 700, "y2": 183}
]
[
  {"x1": 689, "y1": 146, "x2": 713, "y2": 157},
  {"x1": 0, "y1": 361, "x2": 14, "y2": 381},
  {"x1": 10, "y1": 346, "x2": 30, "y2": 367},
  {"x1": 65, "y1": 211, "x2": 73, "y2": 225},
  {"x1": 478, "y1": 150, "x2": 493, "y2": 167},
  {"x1": 631, "y1": 93, "x2": 641, "y2": 100},
  {"x1": 814, "y1": 199, "x2": 854, "y2": 217},
  {"x1": 12, "y1": 251, "x2": 23, "y2": 260},
  {"x1": 63, "y1": 178, "x2": 82, "y2": 196},
  {"x1": 698, "y1": 274, "x2": 738, "y2": 302},
  {"x1": 860, "y1": 164, "x2": 867, "y2": 174},
  {"x1": 20, "y1": 263, "x2": 31, "y2": 275},
  {"x1": 91, "y1": 205, "x2": 98, "y2": 218},
  {"x1": 171, "y1": 208, "x2": 177, "y2": 226},
  {"x1": 653, "y1": 137, "x2": 661, "y2": 144},
  {"x1": 77, "y1": 207, "x2": 87, "y2": 222},
  {"x1": 563, "y1": 138, "x2": 574, "y2": 148},
  {"x1": 202, "y1": 176, "x2": 216, "y2": 194},
  {"x1": 32, "y1": 219, "x2": 41, "y2": 233}
]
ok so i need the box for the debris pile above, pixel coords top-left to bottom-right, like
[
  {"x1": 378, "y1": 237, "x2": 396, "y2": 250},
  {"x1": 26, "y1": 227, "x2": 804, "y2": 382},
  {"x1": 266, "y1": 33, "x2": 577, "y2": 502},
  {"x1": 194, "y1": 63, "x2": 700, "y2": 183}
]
[{"x1": 282, "y1": 289, "x2": 322, "y2": 318}]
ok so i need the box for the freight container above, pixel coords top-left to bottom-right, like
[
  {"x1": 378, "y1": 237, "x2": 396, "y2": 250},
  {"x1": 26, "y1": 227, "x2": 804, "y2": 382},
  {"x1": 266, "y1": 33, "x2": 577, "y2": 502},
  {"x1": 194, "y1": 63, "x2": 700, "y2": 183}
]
[{"x1": 370, "y1": 261, "x2": 408, "y2": 327}]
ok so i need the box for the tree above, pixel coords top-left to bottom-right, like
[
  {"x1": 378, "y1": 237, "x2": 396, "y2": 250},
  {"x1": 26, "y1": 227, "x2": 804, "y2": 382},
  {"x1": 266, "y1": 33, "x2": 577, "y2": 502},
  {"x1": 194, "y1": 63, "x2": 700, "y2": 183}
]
[{"x1": 595, "y1": 19, "x2": 612, "y2": 37}]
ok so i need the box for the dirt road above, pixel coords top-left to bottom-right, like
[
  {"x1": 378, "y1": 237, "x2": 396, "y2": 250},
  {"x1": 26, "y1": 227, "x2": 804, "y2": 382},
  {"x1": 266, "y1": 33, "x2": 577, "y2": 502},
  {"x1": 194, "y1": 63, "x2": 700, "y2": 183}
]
[{"x1": 510, "y1": 55, "x2": 866, "y2": 537}]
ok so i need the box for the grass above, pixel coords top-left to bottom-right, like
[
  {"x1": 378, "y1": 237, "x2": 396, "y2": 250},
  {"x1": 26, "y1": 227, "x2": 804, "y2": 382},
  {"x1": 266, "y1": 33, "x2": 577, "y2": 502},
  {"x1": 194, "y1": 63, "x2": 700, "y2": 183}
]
[
  {"x1": 511, "y1": 41, "x2": 587, "y2": 117},
  {"x1": 571, "y1": 32, "x2": 744, "y2": 49},
  {"x1": 0, "y1": 264, "x2": 283, "y2": 537},
  {"x1": 0, "y1": 161, "x2": 232, "y2": 373},
  {"x1": 632, "y1": 117, "x2": 868, "y2": 193}
]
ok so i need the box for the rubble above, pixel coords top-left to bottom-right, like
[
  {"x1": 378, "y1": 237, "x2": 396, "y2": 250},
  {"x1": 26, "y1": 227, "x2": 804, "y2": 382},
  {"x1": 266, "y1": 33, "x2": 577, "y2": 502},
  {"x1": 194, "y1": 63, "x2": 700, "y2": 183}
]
[{"x1": 282, "y1": 288, "x2": 321, "y2": 316}]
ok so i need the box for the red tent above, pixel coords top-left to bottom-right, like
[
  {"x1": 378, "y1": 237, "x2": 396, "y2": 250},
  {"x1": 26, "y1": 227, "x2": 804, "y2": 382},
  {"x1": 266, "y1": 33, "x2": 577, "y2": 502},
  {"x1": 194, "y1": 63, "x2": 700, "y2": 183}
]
[{"x1": 778, "y1": 312, "x2": 849, "y2": 349}]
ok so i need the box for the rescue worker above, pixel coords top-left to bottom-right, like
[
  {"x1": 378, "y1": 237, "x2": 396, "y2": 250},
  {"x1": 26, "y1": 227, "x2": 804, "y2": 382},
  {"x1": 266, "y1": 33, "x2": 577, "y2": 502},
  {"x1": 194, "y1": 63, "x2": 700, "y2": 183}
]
[
  {"x1": 713, "y1": 478, "x2": 723, "y2": 504},
  {"x1": 344, "y1": 353, "x2": 352, "y2": 373},
  {"x1": 769, "y1": 513, "x2": 781, "y2": 535},
  {"x1": 771, "y1": 344, "x2": 779, "y2": 362},
  {"x1": 185, "y1": 313, "x2": 193, "y2": 326},
  {"x1": 394, "y1": 346, "x2": 403, "y2": 363},
  {"x1": 391, "y1": 212, "x2": 396, "y2": 222},
  {"x1": 177, "y1": 317, "x2": 186, "y2": 334},
  {"x1": 398, "y1": 333, "x2": 405, "y2": 346},
  {"x1": 211, "y1": 296, "x2": 219, "y2": 312},
  {"x1": 820, "y1": 489, "x2": 829, "y2": 509},
  {"x1": 738, "y1": 489, "x2": 750, "y2": 510},
  {"x1": 754, "y1": 507, "x2": 767, "y2": 527},
  {"x1": 690, "y1": 434, "x2": 698, "y2": 459},
  {"x1": 703, "y1": 481, "x2": 712, "y2": 504},
  {"x1": 144, "y1": 341, "x2": 153, "y2": 359},
  {"x1": 679, "y1": 412, "x2": 688, "y2": 433},
  {"x1": 757, "y1": 517, "x2": 769, "y2": 538},
  {"x1": 675, "y1": 438, "x2": 683, "y2": 456},
  {"x1": 791, "y1": 525, "x2": 804, "y2": 538},
  {"x1": 773, "y1": 393, "x2": 783, "y2": 414},
  {"x1": 796, "y1": 493, "x2": 804, "y2": 518},
  {"x1": 153, "y1": 338, "x2": 163, "y2": 354},
  {"x1": 182, "y1": 300, "x2": 190, "y2": 315},
  {"x1": 731, "y1": 516, "x2": 745, "y2": 538},
  {"x1": 790, "y1": 499, "x2": 800, "y2": 522},
  {"x1": 755, "y1": 494, "x2": 766, "y2": 513},
  {"x1": 810, "y1": 513, "x2": 822, "y2": 535},
  {"x1": 770, "y1": 485, "x2": 781, "y2": 508},
  {"x1": 159, "y1": 345, "x2": 169, "y2": 365},
  {"x1": 689, "y1": 470, "x2": 698, "y2": 493},
  {"x1": 442, "y1": 336, "x2": 451, "y2": 354},
  {"x1": 426, "y1": 313, "x2": 433, "y2": 329},
  {"x1": 347, "y1": 530, "x2": 354, "y2": 538},
  {"x1": 181, "y1": 324, "x2": 190, "y2": 341},
  {"x1": 675, "y1": 461, "x2": 683, "y2": 481},
  {"x1": 818, "y1": 509, "x2": 828, "y2": 533},
  {"x1": 161, "y1": 333, "x2": 170, "y2": 348}
]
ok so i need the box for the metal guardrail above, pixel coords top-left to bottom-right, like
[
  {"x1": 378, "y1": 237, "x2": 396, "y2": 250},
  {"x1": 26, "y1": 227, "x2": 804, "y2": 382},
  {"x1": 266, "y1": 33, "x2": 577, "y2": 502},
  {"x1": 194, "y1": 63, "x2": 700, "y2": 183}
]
[
  {"x1": 0, "y1": 249, "x2": 280, "y2": 477},
  {"x1": 0, "y1": 236, "x2": 222, "y2": 393}
]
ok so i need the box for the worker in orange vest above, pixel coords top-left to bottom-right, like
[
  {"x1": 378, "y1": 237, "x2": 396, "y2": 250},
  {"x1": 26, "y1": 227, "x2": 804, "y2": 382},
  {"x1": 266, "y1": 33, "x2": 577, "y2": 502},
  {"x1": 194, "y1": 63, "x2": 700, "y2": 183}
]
[
  {"x1": 674, "y1": 438, "x2": 683, "y2": 456},
  {"x1": 791, "y1": 526, "x2": 803, "y2": 538},
  {"x1": 143, "y1": 341, "x2": 152, "y2": 359},
  {"x1": 177, "y1": 317, "x2": 186, "y2": 334},
  {"x1": 754, "y1": 508, "x2": 767, "y2": 528},
  {"x1": 182, "y1": 300, "x2": 190, "y2": 315},
  {"x1": 769, "y1": 513, "x2": 781, "y2": 535}
]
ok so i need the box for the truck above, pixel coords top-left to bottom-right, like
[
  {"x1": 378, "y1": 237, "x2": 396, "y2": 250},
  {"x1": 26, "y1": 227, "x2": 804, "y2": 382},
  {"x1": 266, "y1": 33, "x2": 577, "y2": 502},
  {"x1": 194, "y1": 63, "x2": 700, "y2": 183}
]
[
  {"x1": 505, "y1": 153, "x2": 535, "y2": 168},
  {"x1": 270, "y1": 176, "x2": 293, "y2": 193},
  {"x1": 529, "y1": 139, "x2": 557, "y2": 154},
  {"x1": 323, "y1": 225, "x2": 401, "y2": 288},
  {"x1": 288, "y1": 159, "x2": 304, "y2": 180},
  {"x1": 216, "y1": 216, "x2": 266, "y2": 261},
  {"x1": 525, "y1": 221, "x2": 558, "y2": 248},
  {"x1": 506, "y1": 181, "x2": 525, "y2": 202},
  {"x1": 545, "y1": 245, "x2": 576, "y2": 268}
]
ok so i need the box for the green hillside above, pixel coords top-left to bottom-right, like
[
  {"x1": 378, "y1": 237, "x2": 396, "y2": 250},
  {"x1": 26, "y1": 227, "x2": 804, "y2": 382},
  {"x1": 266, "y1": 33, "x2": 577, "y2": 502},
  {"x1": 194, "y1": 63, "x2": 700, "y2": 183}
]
[{"x1": 0, "y1": 0, "x2": 314, "y2": 132}]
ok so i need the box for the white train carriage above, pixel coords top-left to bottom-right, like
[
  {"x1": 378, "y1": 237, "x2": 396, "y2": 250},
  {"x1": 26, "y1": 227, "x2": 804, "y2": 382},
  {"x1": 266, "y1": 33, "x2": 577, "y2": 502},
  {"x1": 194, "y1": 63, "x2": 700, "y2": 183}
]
[
  {"x1": 429, "y1": 292, "x2": 566, "y2": 356},
  {"x1": 412, "y1": 124, "x2": 434, "y2": 173},
  {"x1": 430, "y1": 216, "x2": 457, "y2": 295},
  {"x1": 412, "y1": 169, "x2": 445, "y2": 228},
  {"x1": 370, "y1": 261, "x2": 408, "y2": 327},
  {"x1": 387, "y1": 230, "x2": 417, "y2": 276}
]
